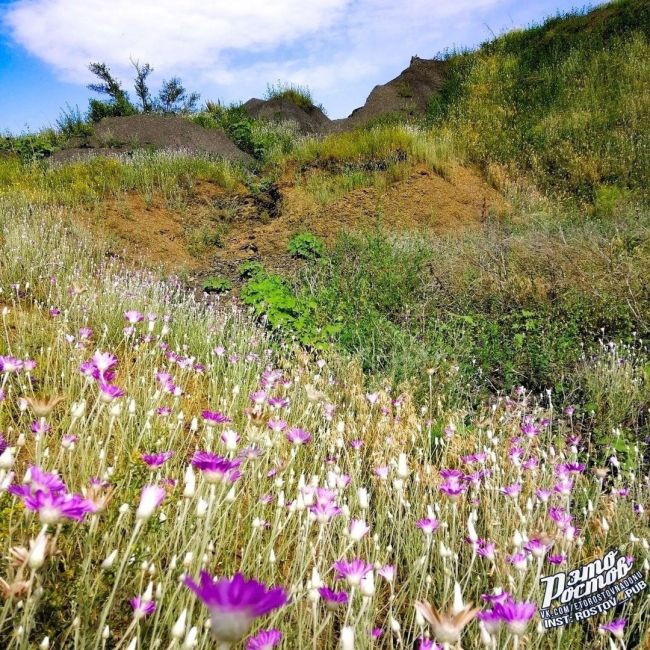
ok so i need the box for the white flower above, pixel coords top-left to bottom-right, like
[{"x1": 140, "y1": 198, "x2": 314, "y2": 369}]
[
  {"x1": 28, "y1": 532, "x2": 48, "y2": 570},
  {"x1": 172, "y1": 609, "x2": 187, "y2": 639},
  {"x1": 136, "y1": 485, "x2": 166, "y2": 521},
  {"x1": 102, "y1": 550, "x2": 118, "y2": 570},
  {"x1": 340, "y1": 626, "x2": 355, "y2": 650}
]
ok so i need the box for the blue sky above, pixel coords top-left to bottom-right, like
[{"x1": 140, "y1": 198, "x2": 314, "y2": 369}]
[{"x1": 1, "y1": 0, "x2": 599, "y2": 134}]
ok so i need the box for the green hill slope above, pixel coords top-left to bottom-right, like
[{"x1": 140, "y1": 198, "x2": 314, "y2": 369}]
[{"x1": 429, "y1": 0, "x2": 649, "y2": 199}]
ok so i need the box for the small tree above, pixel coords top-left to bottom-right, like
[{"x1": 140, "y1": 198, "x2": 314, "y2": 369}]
[
  {"x1": 88, "y1": 62, "x2": 129, "y2": 103},
  {"x1": 156, "y1": 77, "x2": 200, "y2": 114},
  {"x1": 132, "y1": 59, "x2": 154, "y2": 112},
  {"x1": 87, "y1": 62, "x2": 136, "y2": 121}
]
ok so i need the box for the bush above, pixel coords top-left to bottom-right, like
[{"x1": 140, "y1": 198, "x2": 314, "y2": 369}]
[
  {"x1": 287, "y1": 232, "x2": 325, "y2": 260},
  {"x1": 195, "y1": 103, "x2": 302, "y2": 162},
  {"x1": 238, "y1": 260, "x2": 265, "y2": 279},
  {"x1": 0, "y1": 130, "x2": 60, "y2": 162},
  {"x1": 88, "y1": 97, "x2": 137, "y2": 123},
  {"x1": 202, "y1": 276, "x2": 232, "y2": 293},
  {"x1": 264, "y1": 81, "x2": 316, "y2": 110},
  {"x1": 56, "y1": 104, "x2": 92, "y2": 138}
]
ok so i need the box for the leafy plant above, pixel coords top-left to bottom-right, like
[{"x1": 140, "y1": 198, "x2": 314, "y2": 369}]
[
  {"x1": 287, "y1": 232, "x2": 325, "y2": 260},
  {"x1": 56, "y1": 104, "x2": 92, "y2": 138},
  {"x1": 238, "y1": 260, "x2": 265, "y2": 279},
  {"x1": 202, "y1": 276, "x2": 232, "y2": 293}
]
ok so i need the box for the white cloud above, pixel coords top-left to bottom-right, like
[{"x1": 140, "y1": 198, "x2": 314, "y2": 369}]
[
  {"x1": 4, "y1": 0, "x2": 349, "y2": 78},
  {"x1": 3, "y1": 0, "x2": 503, "y2": 116}
]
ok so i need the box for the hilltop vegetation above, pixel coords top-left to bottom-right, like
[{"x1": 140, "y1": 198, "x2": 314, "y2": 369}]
[{"x1": 428, "y1": 0, "x2": 650, "y2": 198}]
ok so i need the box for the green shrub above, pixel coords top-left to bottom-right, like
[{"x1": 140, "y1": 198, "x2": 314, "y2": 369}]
[
  {"x1": 287, "y1": 232, "x2": 325, "y2": 260},
  {"x1": 0, "y1": 130, "x2": 61, "y2": 162},
  {"x1": 238, "y1": 260, "x2": 265, "y2": 279},
  {"x1": 202, "y1": 276, "x2": 232, "y2": 293},
  {"x1": 264, "y1": 81, "x2": 316, "y2": 110},
  {"x1": 56, "y1": 104, "x2": 93, "y2": 138},
  {"x1": 88, "y1": 97, "x2": 137, "y2": 123},
  {"x1": 593, "y1": 184, "x2": 631, "y2": 219}
]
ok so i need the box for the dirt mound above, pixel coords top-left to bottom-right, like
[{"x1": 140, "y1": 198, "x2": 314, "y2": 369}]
[
  {"x1": 243, "y1": 97, "x2": 331, "y2": 134},
  {"x1": 208, "y1": 165, "x2": 507, "y2": 274},
  {"x1": 331, "y1": 57, "x2": 447, "y2": 130},
  {"x1": 53, "y1": 114, "x2": 252, "y2": 163}
]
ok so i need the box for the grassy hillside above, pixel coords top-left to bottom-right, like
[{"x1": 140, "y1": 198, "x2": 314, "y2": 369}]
[{"x1": 428, "y1": 0, "x2": 650, "y2": 199}]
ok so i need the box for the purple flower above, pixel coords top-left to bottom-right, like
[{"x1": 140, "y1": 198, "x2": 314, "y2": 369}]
[
  {"x1": 267, "y1": 418, "x2": 287, "y2": 433},
  {"x1": 438, "y1": 469, "x2": 467, "y2": 499},
  {"x1": 23, "y1": 466, "x2": 66, "y2": 494},
  {"x1": 520, "y1": 422, "x2": 539, "y2": 437},
  {"x1": 554, "y1": 479, "x2": 574, "y2": 496},
  {"x1": 141, "y1": 451, "x2": 174, "y2": 468},
  {"x1": 309, "y1": 498, "x2": 341, "y2": 523},
  {"x1": 599, "y1": 618, "x2": 626, "y2": 639},
  {"x1": 378, "y1": 565, "x2": 395, "y2": 582},
  {"x1": 500, "y1": 482, "x2": 522, "y2": 498},
  {"x1": 91, "y1": 351, "x2": 118, "y2": 377},
  {"x1": 98, "y1": 383, "x2": 125, "y2": 402},
  {"x1": 247, "y1": 629, "x2": 282, "y2": 650},
  {"x1": 0, "y1": 356, "x2": 23, "y2": 373},
  {"x1": 438, "y1": 482, "x2": 466, "y2": 499},
  {"x1": 261, "y1": 369, "x2": 283, "y2": 388},
  {"x1": 0, "y1": 434, "x2": 7, "y2": 456},
  {"x1": 124, "y1": 310, "x2": 144, "y2": 324},
  {"x1": 62, "y1": 434, "x2": 78, "y2": 449},
  {"x1": 191, "y1": 451, "x2": 241, "y2": 484},
  {"x1": 130, "y1": 596, "x2": 156, "y2": 619},
  {"x1": 507, "y1": 551, "x2": 528, "y2": 570},
  {"x1": 546, "y1": 554, "x2": 566, "y2": 565},
  {"x1": 184, "y1": 571, "x2": 287, "y2": 643},
  {"x1": 20, "y1": 489, "x2": 95, "y2": 525},
  {"x1": 493, "y1": 600, "x2": 536, "y2": 636},
  {"x1": 556, "y1": 462, "x2": 585, "y2": 476},
  {"x1": 202, "y1": 410, "x2": 232, "y2": 425},
  {"x1": 548, "y1": 506, "x2": 573, "y2": 527},
  {"x1": 286, "y1": 427, "x2": 311, "y2": 445},
  {"x1": 417, "y1": 518, "x2": 440, "y2": 535},
  {"x1": 524, "y1": 538, "x2": 552, "y2": 558},
  {"x1": 475, "y1": 539, "x2": 496, "y2": 560},
  {"x1": 522, "y1": 458, "x2": 538, "y2": 471},
  {"x1": 481, "y1": 590, "x2": 511, "y2": 606},
  {"x1": 318, "y1": 586, "x2": 349, "y2": 609},
  {"x1": 30, "y1": 421, "x2": 51, "y2": 436},
  {"x1": 477, "y1": 609, "x2": 502, "y2": 635},
  {"x1": 332, "y1": 559, "x2": 373, "y2": 586},
  {"x1": 78, "y1": 327, "x2": 93, "y2": 340}
]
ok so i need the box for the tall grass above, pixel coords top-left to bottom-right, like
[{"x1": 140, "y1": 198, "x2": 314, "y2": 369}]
[
  {"x1": 429, "y1": 0, "x2": 650, "y2": 198},
  {"x1": 0, "y1": 151, "x2": 248, "y2": 208},
  {"x1": 0, "y1": 201, "x2": 647, "y2": 649}
]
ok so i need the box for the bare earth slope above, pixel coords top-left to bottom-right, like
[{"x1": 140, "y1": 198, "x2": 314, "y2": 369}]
[
  {"x1": 332, "y1": 56, "x2": 447, "y2": 130},
  {"x1": 243, "y1": 98, "x2": 331, "y2": 134},
  {"x1": 53, "y1": 115, "x2": 253, "y2": 163}
]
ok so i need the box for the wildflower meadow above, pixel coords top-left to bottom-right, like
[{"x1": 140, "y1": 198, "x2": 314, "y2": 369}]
[{"x1": 0, "y1": 201, "x2": 647, "y2": 650}]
